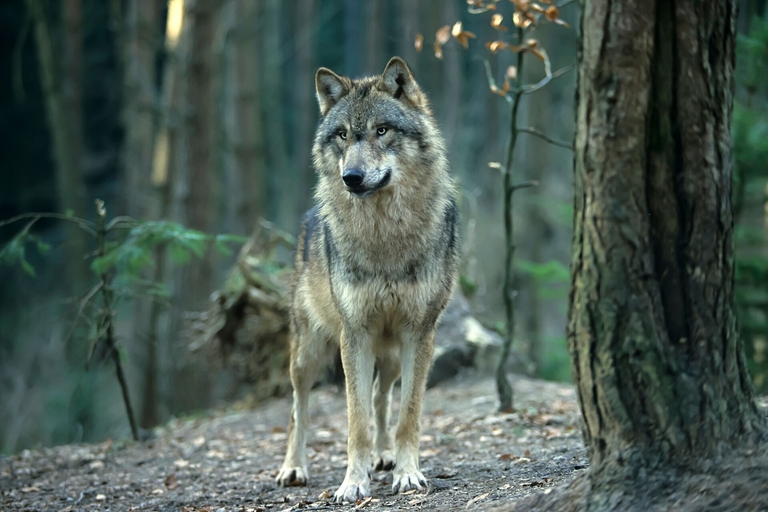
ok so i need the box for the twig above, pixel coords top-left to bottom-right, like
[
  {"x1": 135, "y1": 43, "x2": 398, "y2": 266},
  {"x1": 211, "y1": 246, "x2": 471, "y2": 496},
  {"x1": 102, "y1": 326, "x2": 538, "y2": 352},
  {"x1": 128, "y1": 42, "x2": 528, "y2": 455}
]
[
  {"x1": 518, "y1": 127, "x2": 573, "y2": 149},
  {"x1": 520, "y1": 66, "x2": 572, "y2": 94},
  {"x1": 0, "y1": 212, "x2": 97, "y2": 236},
  {"x1": 65, "y1": 282, "x2": 103, "y2": 346}
]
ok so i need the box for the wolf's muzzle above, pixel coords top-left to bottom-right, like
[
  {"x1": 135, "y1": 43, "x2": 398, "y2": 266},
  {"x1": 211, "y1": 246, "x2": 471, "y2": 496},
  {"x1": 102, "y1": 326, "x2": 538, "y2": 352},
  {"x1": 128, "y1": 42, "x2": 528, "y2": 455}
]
[{"x1": 344, "y1": 169, "x2": 392, "y2": 197}]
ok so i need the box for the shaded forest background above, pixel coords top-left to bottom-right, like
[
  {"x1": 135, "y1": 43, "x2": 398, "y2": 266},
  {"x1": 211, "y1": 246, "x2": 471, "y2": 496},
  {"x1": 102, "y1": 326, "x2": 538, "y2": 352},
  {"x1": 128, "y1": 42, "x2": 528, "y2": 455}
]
[{"x1": 0, "y1": 0, "x2": 766, "y2": 455}]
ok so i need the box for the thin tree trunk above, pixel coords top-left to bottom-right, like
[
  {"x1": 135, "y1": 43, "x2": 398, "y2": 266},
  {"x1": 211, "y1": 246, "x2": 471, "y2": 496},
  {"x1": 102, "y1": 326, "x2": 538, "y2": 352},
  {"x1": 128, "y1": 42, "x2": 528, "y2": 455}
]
[
  {"x1": 181, "y1": 0, "x2": 219, "y2": 310},
  {"x1": 122, "y1": 0, "x2": 161, "y2": 218},
  {"x1": 26, "y1": 0, "x2": 88, "y2": 291},
  {"x1": 263, "y1": 0, "x2": 288, "y2": 223},
  {"x1": 234, "y1": 0, "x2": 266, "y2": 229},
  {"x1": 568, "y1": 0, "x2": 765, "y2": 496},
  {"x1": 294, "y1": 0, "x2": 317, "y2": 217}
]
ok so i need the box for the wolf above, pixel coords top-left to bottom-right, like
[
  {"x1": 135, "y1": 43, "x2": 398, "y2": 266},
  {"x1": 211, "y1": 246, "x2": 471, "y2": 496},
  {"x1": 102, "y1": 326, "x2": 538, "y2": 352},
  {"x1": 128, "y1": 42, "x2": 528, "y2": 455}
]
[{"x1": 275, "y1": 56, "x2": 460, "y2": 503}]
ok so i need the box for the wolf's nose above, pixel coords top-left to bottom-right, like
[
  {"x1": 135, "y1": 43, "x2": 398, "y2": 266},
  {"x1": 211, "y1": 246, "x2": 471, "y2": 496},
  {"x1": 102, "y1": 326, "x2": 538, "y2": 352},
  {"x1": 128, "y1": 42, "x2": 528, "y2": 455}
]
[{"x1": 342, "y1": 169, "x2": 364, "y2": 188}]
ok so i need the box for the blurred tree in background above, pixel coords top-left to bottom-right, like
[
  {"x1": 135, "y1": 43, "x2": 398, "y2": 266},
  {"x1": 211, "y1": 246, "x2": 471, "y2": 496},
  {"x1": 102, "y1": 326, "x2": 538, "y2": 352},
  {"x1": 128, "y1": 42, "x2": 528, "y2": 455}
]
[{"x1": 0, "y1": 0, "x2": 766, "y2": 454}]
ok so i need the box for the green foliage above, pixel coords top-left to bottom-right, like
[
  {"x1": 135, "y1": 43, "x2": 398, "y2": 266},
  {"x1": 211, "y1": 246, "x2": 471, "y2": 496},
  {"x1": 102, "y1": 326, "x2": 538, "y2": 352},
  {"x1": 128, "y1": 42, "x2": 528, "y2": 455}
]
[
  {"x1": 459, "y1": 273, "x2": 478, "y2": 299},
  {"x1": 536, "y1": 336, "x2": 572, "y2": 383},
  {"x1": 0, "y1": 219, "x2": 51, "y2": 276},
  {"x1": 515, "y1": 259, "x2": 569, "y2": 301}
]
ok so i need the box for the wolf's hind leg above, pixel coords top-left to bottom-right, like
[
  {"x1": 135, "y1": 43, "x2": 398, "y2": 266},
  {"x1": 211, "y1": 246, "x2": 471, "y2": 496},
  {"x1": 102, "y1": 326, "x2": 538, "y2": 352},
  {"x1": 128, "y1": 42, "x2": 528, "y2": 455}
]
[
  {"x1": 373, "y1": 357, "x2": 400, "y2": 471},
  {"x1": 276, "y1": 336, "x2": 324, "y2": 487},
  {"x1": 392, "y1": 329, "x2": 435, "y2": 494}
]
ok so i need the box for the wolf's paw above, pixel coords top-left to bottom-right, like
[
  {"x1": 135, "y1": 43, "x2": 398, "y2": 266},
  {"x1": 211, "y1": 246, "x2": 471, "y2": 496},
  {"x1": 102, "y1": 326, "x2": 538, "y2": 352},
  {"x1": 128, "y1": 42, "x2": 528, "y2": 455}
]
[
  {"x1": 276, "y1": 466, "x2": 309, "y2": 487},
  {"x1": 334, "y1": 477, "x2": 371, "y2": 503},
  {"x1": 373, "y1": 450, "x2": 396, "y2": 471},
  {"x1": 392, "y1": 469, "x2": 427, "y2": 494}
]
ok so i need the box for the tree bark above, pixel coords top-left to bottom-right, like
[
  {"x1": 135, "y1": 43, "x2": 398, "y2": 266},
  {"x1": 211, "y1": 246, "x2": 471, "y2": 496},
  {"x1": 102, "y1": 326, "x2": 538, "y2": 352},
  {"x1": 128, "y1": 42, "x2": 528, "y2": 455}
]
[
  {"x1": 234, "y1": 0, "x2": 267, "y2": 230},
  {"x1": 294, "y1": 0, "x2": 317, "y2": 218},
  {"x1": 26, "y1": 0, "x2": 88, "y2": 290},
  {"x1": 262, "y1": 0, "x2": 288, "y2": 223},
  {"x1": 181, "y1": 0, "x2": 219, "y2": 311},
  {"x1": 122, "y1": 0, "x2": 161, "y2": 218},
  {"x1": 569, "y1": 0, "x2": 766, "y2": 493}
]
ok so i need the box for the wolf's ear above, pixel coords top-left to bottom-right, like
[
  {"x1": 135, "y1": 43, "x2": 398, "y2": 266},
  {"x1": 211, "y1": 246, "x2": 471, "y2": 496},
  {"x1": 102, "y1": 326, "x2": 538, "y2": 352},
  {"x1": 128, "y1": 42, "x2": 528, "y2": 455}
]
[
  {"x1": 316, "y1": 68, "x2": 349, "y2": 116},
  {"x1": 380, "y1": 57, "x2": 424, "y2": 107}
]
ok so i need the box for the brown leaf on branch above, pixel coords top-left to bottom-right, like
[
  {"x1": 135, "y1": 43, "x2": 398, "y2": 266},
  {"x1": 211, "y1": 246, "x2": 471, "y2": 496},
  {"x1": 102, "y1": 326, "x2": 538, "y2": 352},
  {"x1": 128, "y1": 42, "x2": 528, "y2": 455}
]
[
  {"x1": 545, "y1": 5, "x2": 559, "y2": 20},
  {"x1": 529, "y1": 2, "x2": 546, "y2": 14},
  {"x1": 491, "y1": 13, "x2": 508, "y2": 31},
  {"x1": 451, "y1": 21, "x2": 476, "y2": 48},
  {"x1": 434, "y1": 42, "x2": 444, "y2": 60},
  {"x1": 414, "y1": 33, "x2": 424, "y2": 52},
  {"x1": 512, "y1": 0, "x2": 531, "y2": 12},
  {"x1": 486, "y1": 40, "x2": 507, "y2": 53},
  {"x1": 513, "y1": 11, "x2": 534, "y2": 28},
  {"x1": 436, "y1": 25, "x2": 451, "y2": 45}
]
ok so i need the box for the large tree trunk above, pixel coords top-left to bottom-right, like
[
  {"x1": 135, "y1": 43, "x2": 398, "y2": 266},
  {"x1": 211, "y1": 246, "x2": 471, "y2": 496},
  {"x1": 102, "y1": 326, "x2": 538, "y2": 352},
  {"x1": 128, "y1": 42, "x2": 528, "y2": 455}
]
[
  {"x1": 517, "y1": 1, "x2": 768, "y2": 509},
  {"x1": 553, "y1": 0, "x2": 768, "y2": 506},
  {"x1": 181, "y1": 0, "x2": 219, "y2": 311}
]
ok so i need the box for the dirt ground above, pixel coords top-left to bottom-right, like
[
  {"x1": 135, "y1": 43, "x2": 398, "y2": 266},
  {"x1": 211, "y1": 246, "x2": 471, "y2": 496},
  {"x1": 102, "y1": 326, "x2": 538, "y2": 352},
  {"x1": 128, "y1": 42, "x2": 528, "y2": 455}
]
[{"x1": 1, "y1": 372, "x2": 590, "y2": 511}]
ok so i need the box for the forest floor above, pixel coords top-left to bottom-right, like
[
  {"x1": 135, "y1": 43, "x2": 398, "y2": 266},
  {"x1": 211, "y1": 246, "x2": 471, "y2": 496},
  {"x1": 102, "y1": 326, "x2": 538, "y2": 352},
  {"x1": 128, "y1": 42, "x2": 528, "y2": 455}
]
[{"x1": 1, "y1": 371, "x2": 588, "y2": 511}]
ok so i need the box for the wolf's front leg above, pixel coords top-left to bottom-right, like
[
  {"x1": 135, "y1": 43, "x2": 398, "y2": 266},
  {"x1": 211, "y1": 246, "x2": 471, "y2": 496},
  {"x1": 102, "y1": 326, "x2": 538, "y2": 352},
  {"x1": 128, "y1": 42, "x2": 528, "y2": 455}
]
[
  {"x1": 276, "y1": 343, "x2": 322, "y2": 487},
  {"x1": 334, "y1": 328, "x2": 376, "y2": 503},
  {"x1": 392, "y1": 329, "x2": 435, "y2": 494}
]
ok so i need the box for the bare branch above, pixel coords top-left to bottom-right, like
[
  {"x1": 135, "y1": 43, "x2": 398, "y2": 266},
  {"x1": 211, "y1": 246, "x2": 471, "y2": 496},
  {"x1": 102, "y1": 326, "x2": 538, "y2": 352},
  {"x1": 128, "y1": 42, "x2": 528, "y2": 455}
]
[
  {"x1": 518, "y1": 127, "x2": 573, "y2": 149},
  {"x1": 483, "y1": 58, "x2": 512, "y2": 103},
  {"x1": 0, "y1": 212, "x2": 97, "y2": 236},
  {"x1": 520, "y1": 66, "x2": 572, "y2": 94},
  {"x1": 511, "y1": 180, "x2": 540, "y2": 191}
]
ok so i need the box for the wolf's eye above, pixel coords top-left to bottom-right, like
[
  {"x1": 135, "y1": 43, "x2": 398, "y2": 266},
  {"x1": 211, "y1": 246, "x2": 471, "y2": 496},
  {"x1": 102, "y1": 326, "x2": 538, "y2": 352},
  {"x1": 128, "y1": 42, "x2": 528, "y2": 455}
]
[
  {"x1": 339, "y1": 131, "x2": 347, "y2": 140},
  {"x1": 376, "y1": 127, "x2": 387, "y2": 136}
]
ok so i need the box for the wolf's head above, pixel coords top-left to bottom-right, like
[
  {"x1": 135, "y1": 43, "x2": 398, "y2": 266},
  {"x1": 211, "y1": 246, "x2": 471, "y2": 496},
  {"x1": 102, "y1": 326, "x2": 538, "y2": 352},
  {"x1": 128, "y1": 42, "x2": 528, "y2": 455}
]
[{"x1": 312, "y1": 57, "x2": 446, "y2": 199}]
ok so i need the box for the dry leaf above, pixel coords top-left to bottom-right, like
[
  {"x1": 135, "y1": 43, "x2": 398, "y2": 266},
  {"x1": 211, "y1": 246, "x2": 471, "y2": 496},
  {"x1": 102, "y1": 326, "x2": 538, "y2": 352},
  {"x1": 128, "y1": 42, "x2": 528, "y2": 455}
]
[
  {"x1": 491, "y1": 13, "x2": 507, "y2": 31},
  {"x1": 486, "y1": 40, "x2": 507, "y2": 53},
  {"x1": 414, "y1": 33, "x2": 424, "y2": 52},
  {"x1": 506, "y1": 65, "x2": 518, "y2": 80},
  {"x1": 524, "y1": 449, "x2": 531, "y2": 458},
  {"x1": 451, "y1": 21, "x2": 463, "y2": 38},
  {"x1": 545, "y1": 6, "x2": 559, "y2": 21},
  {"x1": 490, "y1": 84, "x2": 507, "y2": 97},
  {"x1": 165, "y1": 473, "x2": 179, "y2": 490},
  {"x1": 529, "y1": 2, "x2": 546, "y2": 13},
  {"x1": 512, "y1": 11, "x2": 533, "y2": 28},
  {"x1": 454, "y1": 30, "x2": 476, "y2": 48},
  {"x1": 318, "y1": 489, "x2": 333, "y2": 500},
  {"x1": 499, "y1": 453, "x2": 513, "y2": 460},
  {"x1": 513, "y1": 0, "x2": 531, "y2": 10},
  {"x1": 434, "y1": 42, "x2": 444, "y2": 60},
  {"x1": 21, "y1": 486, "x2": 40, "y2": 493},
  {"x1": 271, "y1": 426, "x2": 286, "y2": 434},
  {"x1": 436, "y1": 25, "x2": 451, "y2": 45},
  {"x1": 355, "y1": 496, "x2": 373, "y2": 508},
  {"x1": 466, "y1": 492, "x2": 490, "y2": 507},
  {"x1": 174, "y1": 459, "x2": 190, "y2": 468},
  {"x1": 95, "y1": 494, "x2": 106, "y2": 501}
]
